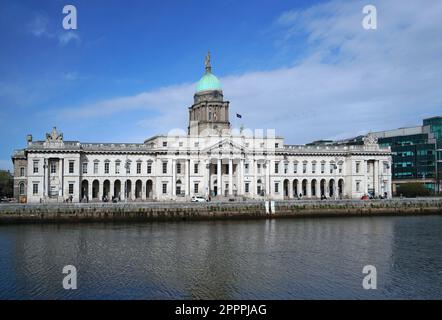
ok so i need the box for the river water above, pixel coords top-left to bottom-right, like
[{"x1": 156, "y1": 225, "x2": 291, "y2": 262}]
[{"x1": 0, "y1": 216, "x2": 441, "y2": 299}]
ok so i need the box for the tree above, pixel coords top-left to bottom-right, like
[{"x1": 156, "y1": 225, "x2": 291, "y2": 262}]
[
  {"x1": 0, "y1": 170, "x2": 13, "y2": 197},
  {"x1": 397, "y1": 183, "x2": 431, "y2": 197}
]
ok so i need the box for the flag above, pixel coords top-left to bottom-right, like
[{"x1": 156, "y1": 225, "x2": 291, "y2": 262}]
[{"x1": 236, "y1": 113, "x2": 242, "y2": 118}]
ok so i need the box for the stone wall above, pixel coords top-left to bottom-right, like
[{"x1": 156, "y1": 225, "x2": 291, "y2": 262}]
[{"x1": 0, "y1": 198, "x2": 441, "y2": 224}]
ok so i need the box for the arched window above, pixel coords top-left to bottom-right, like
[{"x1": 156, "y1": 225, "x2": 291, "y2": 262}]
[{"x1": 19, "y1": 182, "x2": 25, "y2": 195}]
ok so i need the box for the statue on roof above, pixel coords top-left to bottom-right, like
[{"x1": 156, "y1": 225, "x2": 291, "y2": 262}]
[
  {"x1": 45, "y1": 127, "x2": 63, "y2": 143},
  {"x1": 205, "y1": 50, "x2": 211, "y2": 73}
]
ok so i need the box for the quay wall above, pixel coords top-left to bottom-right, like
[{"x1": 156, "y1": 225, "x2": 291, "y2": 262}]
[{"x1": 0, "y1": 199, "x2": 441, "y2": 224}]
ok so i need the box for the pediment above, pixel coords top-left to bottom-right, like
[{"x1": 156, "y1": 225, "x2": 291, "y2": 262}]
[{"x1": 203, "y1": 138, "x2": 246, "y2": 154}]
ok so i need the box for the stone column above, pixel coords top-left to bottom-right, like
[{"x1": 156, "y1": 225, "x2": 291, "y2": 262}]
[
  {"x1": 217, "y1": 158, "x2": 222, "y2": 196},
  {"x1": 289, "y1": 180, "x2": 293, "y2": 199},
  {"x1": 185, "y1": 159, "x2": 190, "y2": 196},
  {"x1": 58, "y1": 158, "x2": 63, "y2": 197},
  {"x1": 228, "y1": 158, "x2": 233, "y2": 196},
  {"x1": 374, "y1": 160, "x2": 379, "y2": 197},
  {"x1": 98, "y1": 180, "x2": 103, "y2": 201},
  {"x1": 253, "y1": 159, "x2": 257, "y2": 197},
  {"x1": 131, "y1": 180, "x2": 136, "y2": 201},
  {"x1": 307, "y1": 180, "x2": 312, "y2": 198},
  {"x1": 172, "y1": 159, "x2": 176, "y2": 197},
  {"x1": 110, "y1": 180, "x2": 114, "y2": 199},
  {"x1": 142, "y1": 180, "x2": 147, "y2": 200},
  {"x1": 88, "y1": 180, "x2": 93, "y2": 201},
  {"x1": 239, "y1": 158, "x2": 244, "y2": 195},
  {"x1": 265, "y1": 160, "x2": 270, "y2": 196}
]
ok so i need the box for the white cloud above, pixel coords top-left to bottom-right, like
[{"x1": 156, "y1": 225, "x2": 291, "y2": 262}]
[
  {"x1": 58, "y1": 31, "x2": 80, "y2": 46},
  {"x1": 55, "y1": 0, "x2": 442, "y2": 144}
]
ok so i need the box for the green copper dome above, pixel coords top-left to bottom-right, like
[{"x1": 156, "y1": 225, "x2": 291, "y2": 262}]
[{"x1": 196, "y1": 72, "x2": 221, "y2": 92}]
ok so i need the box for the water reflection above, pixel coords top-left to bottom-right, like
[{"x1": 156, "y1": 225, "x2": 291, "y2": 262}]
[{"x1": 0, "y1": 216, "x2": 441, "y2": 299}]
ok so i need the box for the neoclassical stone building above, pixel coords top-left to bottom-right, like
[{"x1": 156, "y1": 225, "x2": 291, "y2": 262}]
[{"x1": 12, "y1": 53, "x2": 392, "y2": 203}]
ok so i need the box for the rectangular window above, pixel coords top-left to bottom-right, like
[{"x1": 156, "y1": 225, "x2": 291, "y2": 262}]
[
  {"x1": 147, "y1": 162, "x2": 152, "y2": 174},
  {"x1": 115, "y1": 162, "x2": 120, "y2": 174},
  {"x1": 356, "y1": 181, "x2": 361, "y2": 192},
  {"x1": 33, "y1": 161, "x2": 39, "y2": 173},
  {"x1": 126, "y1": 162, "x2": 130, "y2": 174},
  {"x1": 330, "y1": 163, "x2": 335, "y2": 174},
  {"x1": 162, "y1": 141, "x2": 167, "y2": 147},
  {"x1": 176, "y1": 163, "x2": 181, "y2": 174},
  {"x1": 275, "y1": 143, "x2": 279, "y2": 148},
  {"x1": 33, "y1": 183, "x2": 38, "y2": 195},
  {"x1": 50, "y1": 163, "x2": 56, "y2": 174},
  {"x1": 194, "y1": 142, "x2": 199, "y2": 147},
  {"x1": 338, "y1": 164, "x2": 343, "y2": 174},
  {"x1": 94, "y1": 162, "x2": 98, "y2": 174},
  {"x1": 68, "y1": 183, "x2": 74, "y2": 195},
  {"x1": 104, "y1": 162, "x2": 109, "y2": 174},
  {"x1": 214, "y1": 165, "x2": 218, "y2": 175},
  {"x1": 82, "y1": 162, "x2": 88, "y2": 174},
  {"x1": 194, "y1": 163, "x2": 199, "y2": 174},
  {"x1": 245, "y1": 182, "x2": 250, "y2": 193},
  {"x1": 274, "y1": 162, "x2": 279, "y2": 174},
  {"x1": 284, "y1": 163, "x2": 288, "y2": 174},
  {"x1": 245, "y1": 163, "x2": 249, "y2": 174},
  {"x1": 312, "y1": 163, "x2": 316, "y2": 174},
  {"x1": 162, "y1": 183, "x2": 167, "y2": 194},
  {"x1": 293, "y1": 162, "x2": 298, "y2": 174},
  {"x1": 321, "y1": 163, "x2": 325, "y2": 174},
  {"x1": 69, "y1": 161, "x2": 74, "y2": 174},
  {"x1": 162, "y1": 162, "x2": 167, "y2": 174},
  {"x1": 179, "y1": 141, "x2": 183, "y2": 147},
  {"x1": 137, "y1": 162, "x2": 141, "y2": 174},
  {"x1": 257, "y1": 164, "x2": 261, "y2": 174},
  {"x1": 356, "y1": 162, "x2": 360, "y2": 173},
  {"x1": 194, "y1": 183, "x2": 199, "y2": 194},
  {"x1": 274, "y1": 182, "x2": 279, "y2": 193},
  {"x1": 303, "y1": 163, "x2": 307, "y2": 174},
  {"x1": 20, "y1": 167, "x2": 25, "y2": 176}
]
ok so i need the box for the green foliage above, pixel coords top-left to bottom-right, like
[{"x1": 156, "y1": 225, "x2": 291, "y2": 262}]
[
  {"x1": 0, "y1": 170, "x2": 13, "y2": 197},
  {"x1": 397, "y1": 183, "x2": 431, "y2": 197}
]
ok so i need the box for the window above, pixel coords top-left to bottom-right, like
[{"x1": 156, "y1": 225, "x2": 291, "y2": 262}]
[
  {"x1": 69, "y1": 161, "x2": 74, "y2": 174},
  {"x1": 245, "y1": 163, "x2": 249, "y2": 174},
  {"x1": 257, "y1": 164, "x2": 262, "y2": 174},
  {"x1": 312, "y1": 162, "x2": 316, "y2": 174},
  {"x1": 194, "y1": 163, "x2": 199, "y2": 174},
  {"x1": 115, "y1": 162, "x2": 120, "y2": 174},
  {"x1": 275, "y1": 143, "x2": 279, "y2": 148},
  {"x1": 274, "y1": 182, "x2": 279, "y2": 193},
  {"x1": 82, "y1": 162, "x2": 88, "y2": 174},
  {"x1": 260, "y1": 142, "x2": 265, "y2": 148},
  {"x1": 321, "y1": 162, "x2": 325, "y2": 174},
  {"x1": 162, "y1": 141, "x2": 167, "y2": 147},
  {"x1": 177, "y1": 163, "x2": 181, "y2": 174},
  {"x1": 94, "y1": 162, "x2": 98, "y2": 174},
  {"x1": 293, "y1": 162, "x2": 298, "y2": 174},
  {"x1": 303, "y1": 162, "x2": 307, "y2": 174},
  {"x1": 20, "y1": 167, "x2": 25, "y2": 176},
  {"x1": 338, "y1": 163, "x2": 343, "y2": 174},
  {"x1": 19, "y1": 182, "x2": 25, "y2": 195},
  {"x1": 194, "y1": 142, "x2": 199, "y2": 147},
  {"x1": 50, "y1": 163, "x2": 56, "y2": 174},
  {"x1": 126, "y1": 162, "x2": 131, "y2": 174},
  {"x1": 104, "y1": 162, "x2": 109, "y2": 174},
  {"x1": 330, "y1": 162, "x2": 335, "y2": 174},
  {"x1": 162, "y1": 183, "x2": 167, "y2": 194},
  {"x1": 356, "y1": 181, "x2": 361, "y2": 192},
  {"x1": 33, "y1": 161, "x2": 39, "y2": 173},
  {"x1": 214, "y1": 165, "x2": 218, "y2": 175},
  {"x1": 162, "y1": 162, "x2": 167, "y2": 174},
  {"x1": 194, "y1": 183, "x2": 199, "y2": 194},
  {"x1": 147, "y1": 162, "x2": 152, "y2": 174},
  {"x1": 179, "y1": 142, "x2": 183, "y2": 147},
  {"x1": 68, "y1": 183, "x2": 74, "y2": 195},
  {"x1": 137, "y1": 162, "x2": 141, "y2": 174},
  {"x1": 245, "y1": 182, "x2": 250, "y2": 193},
  {"x1": 355, "y1": 162, "x2": 360, "y2": 173},
  {"x1": 284, "y1": 163, "x2": 288, "y2": 174},
  {"x1": 33, "y1": 183, "x2": 38, "y2": 195},
  {"x1": 274, "y1": 162, "x2": 279, "y2": 174}
]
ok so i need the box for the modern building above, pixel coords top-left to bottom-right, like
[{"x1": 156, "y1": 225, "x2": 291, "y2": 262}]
[
  {"x1": 11, "y1": 53, "x2": 392, "y2": 203},
  {"x1": 331, "y1": 117, "x2": 442, "y2": 195}
]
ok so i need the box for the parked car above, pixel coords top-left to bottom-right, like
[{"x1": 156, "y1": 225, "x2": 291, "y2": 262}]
[{"x1": 191, "y1": 196, "x2": 207, "y2": 202}]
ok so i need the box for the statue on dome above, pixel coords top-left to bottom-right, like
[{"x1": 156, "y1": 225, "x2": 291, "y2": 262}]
[{"x1": 205, "y1": 50, "x2": 211, "y2": 73}]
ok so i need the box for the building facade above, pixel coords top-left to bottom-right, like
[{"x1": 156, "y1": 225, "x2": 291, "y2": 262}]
[{"x1": 11, "y1": 54, "x2": 393, "y2": 203}]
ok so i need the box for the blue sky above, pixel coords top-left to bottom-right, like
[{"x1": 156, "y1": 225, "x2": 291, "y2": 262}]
[{"x1": 1, "y1": 0, "x2": 442, "y2": 170}]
